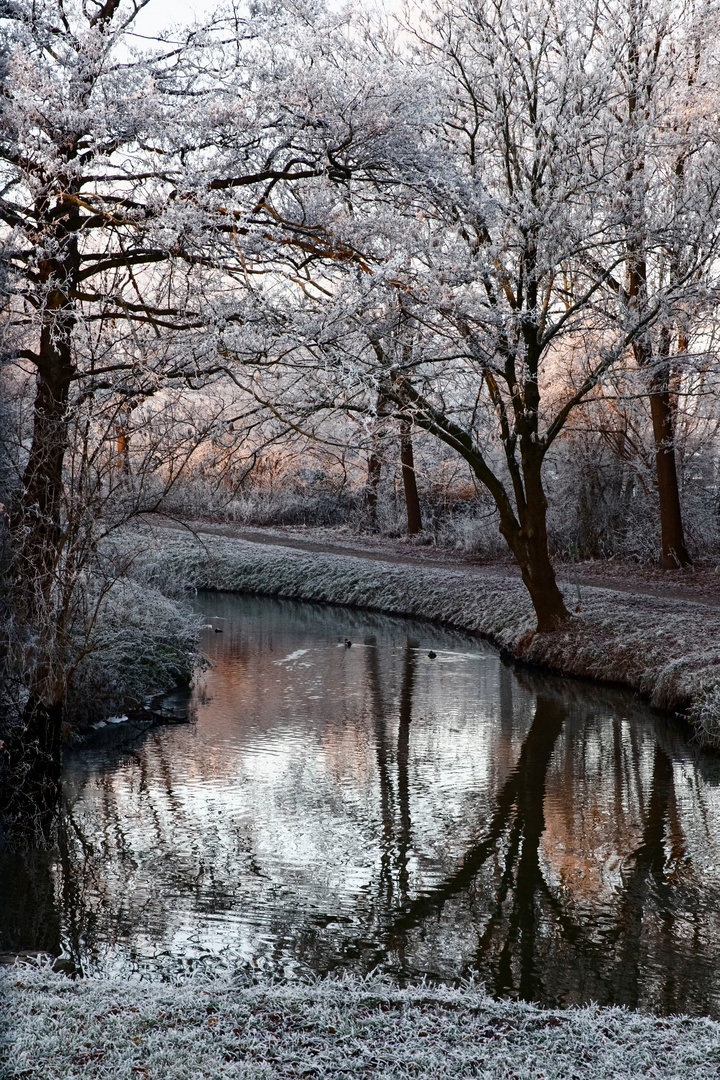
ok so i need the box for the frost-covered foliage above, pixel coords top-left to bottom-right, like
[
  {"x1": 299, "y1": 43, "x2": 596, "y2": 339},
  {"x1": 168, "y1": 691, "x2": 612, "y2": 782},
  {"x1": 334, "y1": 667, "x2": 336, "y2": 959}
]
[
  {"x1": 0, "y1": 0, "x2": 416, "y2": 762},
  {"x1": 202, "y1": 0, "x2": 720, "y2": 615},
  {"x1": 2, "y1": 0, "x2": 720, "y2": 805},
  {"x1": 689, "y1": 683, "x2": 720, "y2": 749},
  {"x1": 543, "y1": 402, "x2": 720, "y2": 563},
  {"x1": 64, "y1": 576, "x2": 201, "y2": 727},
  {"x1": 161, "y1": 428, "x2": 719, "y2": 562},
  {"x1": 3, "y1": 965, "x2": 719, "y2": 1080},
  {"x1": 133, "y1": 530, "x2": 720, "y2": 742},
  {"x1": 0, "y1": 561, "x2": 202, "y2": 731}
]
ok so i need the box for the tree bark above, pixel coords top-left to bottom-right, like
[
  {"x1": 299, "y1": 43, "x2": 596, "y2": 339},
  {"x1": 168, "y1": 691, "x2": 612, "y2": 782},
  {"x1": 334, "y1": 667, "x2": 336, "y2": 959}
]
[
  {"x1": 499, "y1": 457, "x2": 570, "y2": 633},
  {"x1": 1, "y1": 695, "x2": 64, "y2": 844},
  {"x1": 5, "y1": 245, "x2": 77, "y2": 838},
  {"x1": 399, "y1": 418, "x2": 422, "y2": 535},
  {"x1": 365, "y1": 449, "x2": 382, "y2": 529},
  {"x1": 385, "y1": 380, "x2": 570, "y2": 632},
  {"x1": 364, "y1": 392, "x2": 390, "y2": 530},
  {"x1": 630, "y1": 331, "x2": 691, "y2": 569},
  {"x1": 16, "y1": 255, "x2": 77, "y2": 592},
  {"x1": 648, "y1": 376, "x2": 690, "y2": 568}
]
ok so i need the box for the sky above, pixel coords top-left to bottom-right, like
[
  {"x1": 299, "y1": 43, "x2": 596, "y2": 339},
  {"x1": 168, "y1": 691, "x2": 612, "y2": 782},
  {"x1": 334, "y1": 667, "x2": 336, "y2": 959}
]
[
  {"x1": 130, "y1": 0, "x2": 216, "y2": 40},
  {"x1": 129, "y1": 0, "x2": 384, "y2": 39}
]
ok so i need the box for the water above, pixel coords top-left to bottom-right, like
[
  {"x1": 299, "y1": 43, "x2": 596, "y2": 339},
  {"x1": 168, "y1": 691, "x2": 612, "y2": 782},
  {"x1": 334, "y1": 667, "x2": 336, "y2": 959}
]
[{"x1": 3, "y1": 592, "x2": 720, "y2": 1016}]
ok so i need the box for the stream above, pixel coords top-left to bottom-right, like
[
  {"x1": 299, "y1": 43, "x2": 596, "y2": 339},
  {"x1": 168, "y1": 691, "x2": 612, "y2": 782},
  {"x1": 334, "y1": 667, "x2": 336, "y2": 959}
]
[{"x1": 3, "y1": 591, "x2": 720, "y2": 1016}]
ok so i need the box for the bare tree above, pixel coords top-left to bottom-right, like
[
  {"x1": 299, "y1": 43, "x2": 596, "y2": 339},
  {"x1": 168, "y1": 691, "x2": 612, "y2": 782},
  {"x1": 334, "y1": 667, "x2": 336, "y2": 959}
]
[{"x1": 607, "y1": 0, "x2": 720, "y2": 566}]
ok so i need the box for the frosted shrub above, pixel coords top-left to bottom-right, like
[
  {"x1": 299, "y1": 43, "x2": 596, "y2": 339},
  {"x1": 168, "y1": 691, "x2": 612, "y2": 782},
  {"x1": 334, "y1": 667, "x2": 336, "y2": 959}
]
[
  {"x1": 437, "y1": 509, "x2": 507, "y2": 556},
  {"x1": 689, "y1": 682, "x2": 720, "y2": 748},
  {"x1": 65, "y1": 576, "x2": 202, "y2": 727}
]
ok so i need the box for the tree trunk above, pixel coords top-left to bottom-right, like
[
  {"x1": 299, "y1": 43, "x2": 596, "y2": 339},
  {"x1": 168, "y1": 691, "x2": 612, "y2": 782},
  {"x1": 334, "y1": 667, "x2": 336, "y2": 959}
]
[
  {"x1": 365, "y1": 449, "x2": 382, "y2": 529},
  {"x1": 648, "y1": 377, "x2": 691, "y2": 568},
  {"x1": 627, "y1": 244, "x2": 691, "y2": 569},
  {"x1": 400, "y1": 418, "x2": 422, "y2": 535},
  {"x1": 1, "y1": 695, "x2": 64, "y2": 844},
  {"x1": 17, "y1": 352, "x2": 74, "y2": 588},
  {"x1": 390, "y1": 380, "x2": 570, "y2": 632},
  {"x1": 364, "y1": 392, "x2": 389, "y2": 531},
  {"x1": 518, "y1": 537, "x2": 570, "y2": 633},
  {"x1": 516, "y1": 519, "x2": 570, "y2": 633},
  {"x1": 15, "y1": 245, "x2": 77, "y2": 577},
  {"x1": 498, "y1": 457, "x2": 570, "y2": 633},
  {"x1": 5, "y1": 250, "x2": 77, "y2": 838}
]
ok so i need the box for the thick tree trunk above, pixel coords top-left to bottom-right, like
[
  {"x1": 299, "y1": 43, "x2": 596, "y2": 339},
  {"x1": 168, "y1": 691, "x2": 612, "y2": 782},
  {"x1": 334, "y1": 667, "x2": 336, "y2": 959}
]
[
  {"x1": 15, "y1": 253, "x2": 77, "y2": 591},
  {"x1": 648, "y1": 378, "x2": 690, "y2": 568},
  {"x1": 1, "y1": 695, "x2": 64, "y2": 844},
  {"x1": 517, "y1": 536, "x2": 570, "y2": 633},
  {"x1": 5, "y1": 253, "x2": 76, "y2": 838},
  {"x1": 399, "y1": 419, "x2": 422, "y2": 536},
  {"x1": 497, "y1": 458, "x2": 570, "y2": 633}
]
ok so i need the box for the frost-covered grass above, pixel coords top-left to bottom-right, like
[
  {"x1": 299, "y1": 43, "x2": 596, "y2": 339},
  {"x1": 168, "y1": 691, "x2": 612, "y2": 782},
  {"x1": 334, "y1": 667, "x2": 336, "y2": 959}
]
[
  {"x1": 3, "y1": 965, "x2": 720, "y2": 1079},
  {"x1": 130, "y1": 530, "x2": 720, "y2": 744}
]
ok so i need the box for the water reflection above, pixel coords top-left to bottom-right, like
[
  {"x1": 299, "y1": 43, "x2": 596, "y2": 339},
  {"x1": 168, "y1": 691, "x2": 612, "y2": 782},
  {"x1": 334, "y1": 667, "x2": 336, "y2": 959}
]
[{"x1": 2, "y1": 592, "x2": 720, "y2": 1016}]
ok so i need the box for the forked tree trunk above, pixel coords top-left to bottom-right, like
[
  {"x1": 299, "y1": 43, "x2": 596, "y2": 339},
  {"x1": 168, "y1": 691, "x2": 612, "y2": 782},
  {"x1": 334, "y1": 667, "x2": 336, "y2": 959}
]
[
  {"x1": 390, "y1": 383, "x2": 570, "y2": 633},
  {"x1": 400, "y1": 418, "x2": 422, "y2": 536}
]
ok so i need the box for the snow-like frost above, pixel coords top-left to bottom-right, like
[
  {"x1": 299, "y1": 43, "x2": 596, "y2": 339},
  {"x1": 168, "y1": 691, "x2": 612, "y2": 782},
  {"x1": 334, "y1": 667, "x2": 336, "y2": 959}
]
[
  {"x1": 689, "y1": 682, "x2": 720, "y2": 748},
  {"x1": 2, "y1": 965, "x2": 719, "y2": 1079}
]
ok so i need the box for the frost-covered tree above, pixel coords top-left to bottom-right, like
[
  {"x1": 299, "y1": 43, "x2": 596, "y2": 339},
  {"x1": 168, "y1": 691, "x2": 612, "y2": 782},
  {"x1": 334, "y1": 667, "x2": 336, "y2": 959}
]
[
  {"x1": 599, "y1": 0, "x2": 720, "y2": 567},
  {"x1": 0, "y1": 0, "x2": 389, "y2": 827},
  {"x1": 238, "y1": 0, "x2": 720, "y2": 627}
]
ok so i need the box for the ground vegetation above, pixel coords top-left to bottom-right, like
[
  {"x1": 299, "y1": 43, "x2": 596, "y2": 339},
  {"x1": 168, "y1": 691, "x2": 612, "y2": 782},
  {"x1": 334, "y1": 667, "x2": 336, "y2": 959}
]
[{"x1": 3, "y1": 965, "x2": 719, "y2": 1079}]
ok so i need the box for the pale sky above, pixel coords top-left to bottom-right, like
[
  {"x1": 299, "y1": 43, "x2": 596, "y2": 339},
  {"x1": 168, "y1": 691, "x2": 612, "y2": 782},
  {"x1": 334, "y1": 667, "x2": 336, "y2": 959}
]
[
  {"x1": 129, "y1": 0, "x2": 384, "y2": 39},
  {"x1": 130, "y1": 0, "x2": 216, "y2": 40}
]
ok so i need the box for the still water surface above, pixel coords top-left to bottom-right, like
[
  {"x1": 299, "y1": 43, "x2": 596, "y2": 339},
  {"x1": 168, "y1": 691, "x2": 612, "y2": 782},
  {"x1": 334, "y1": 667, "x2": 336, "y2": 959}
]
[{"x1": 4, "y1": 592, "x2": 720, "y2": 1016}]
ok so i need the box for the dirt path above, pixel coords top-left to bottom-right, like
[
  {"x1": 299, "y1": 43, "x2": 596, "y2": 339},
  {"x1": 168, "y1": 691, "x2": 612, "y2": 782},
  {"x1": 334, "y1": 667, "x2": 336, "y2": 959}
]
[{"x1": 149, "y1": 517, "x2": 720, "y2": 609}]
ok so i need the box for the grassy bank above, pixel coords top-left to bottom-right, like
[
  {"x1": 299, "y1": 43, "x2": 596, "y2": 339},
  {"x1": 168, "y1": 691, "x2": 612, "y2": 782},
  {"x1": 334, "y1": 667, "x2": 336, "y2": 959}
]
[
  {"x1": 131, "y1": 529, "x2": 720, "y2": 744},
  {"x1": 3, "y1": 965, "x2": 720, "y2": 1079}
]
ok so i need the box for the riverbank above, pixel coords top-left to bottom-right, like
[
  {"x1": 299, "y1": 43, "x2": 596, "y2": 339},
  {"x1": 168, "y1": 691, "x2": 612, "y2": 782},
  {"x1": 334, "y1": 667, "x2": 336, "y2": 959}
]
[
  {"x1": 3, "y1": 964, "x2": 719, "y2": 1079},
  {"x1": 129, "y1": 527, "x2": 720, "y2": 744}
]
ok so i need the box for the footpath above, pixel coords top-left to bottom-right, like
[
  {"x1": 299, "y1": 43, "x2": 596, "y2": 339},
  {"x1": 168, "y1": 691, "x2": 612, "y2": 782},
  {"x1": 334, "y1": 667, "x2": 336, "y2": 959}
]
[{"x1": 150, "y1": 517, "x2": 720, "y2": 608}]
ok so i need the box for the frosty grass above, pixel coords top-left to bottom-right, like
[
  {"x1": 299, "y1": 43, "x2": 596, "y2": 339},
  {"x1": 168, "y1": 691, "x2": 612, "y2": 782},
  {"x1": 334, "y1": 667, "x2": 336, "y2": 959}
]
[{"x1": 3, "y1": 965, "x2": 720, "y2": 1079}]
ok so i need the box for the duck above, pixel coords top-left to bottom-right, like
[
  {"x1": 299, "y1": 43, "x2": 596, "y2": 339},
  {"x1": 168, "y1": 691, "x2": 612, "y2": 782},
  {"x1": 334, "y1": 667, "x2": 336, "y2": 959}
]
[
  {"x1": 428, "y1": 650, "x2": 437, "y2": 659},
  {"x1": 344, "y1": 639, "x2": 352, "y2": 648}
]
